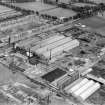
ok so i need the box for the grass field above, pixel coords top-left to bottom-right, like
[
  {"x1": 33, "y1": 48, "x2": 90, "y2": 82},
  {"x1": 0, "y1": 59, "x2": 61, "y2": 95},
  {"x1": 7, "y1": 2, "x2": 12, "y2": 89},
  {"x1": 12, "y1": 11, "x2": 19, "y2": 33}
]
[
  {"x1": 40, "y1": 7, "x2": 76, "y2": 18},
  {"x1": 13, "y1": 2, "x2": 76, "y2": 18},
  {"x1": 74, "y1": 16, "x2": 105, "y2": 35},
  {"x1": 13, "y1": 2, "x2": 57, "y2": 12},
  {"x1": 72, "y1": 3, "x2": 95, "y2": 7},
  {"x1": 75, "y1": 16, "x2": 105, "y2": 29}
]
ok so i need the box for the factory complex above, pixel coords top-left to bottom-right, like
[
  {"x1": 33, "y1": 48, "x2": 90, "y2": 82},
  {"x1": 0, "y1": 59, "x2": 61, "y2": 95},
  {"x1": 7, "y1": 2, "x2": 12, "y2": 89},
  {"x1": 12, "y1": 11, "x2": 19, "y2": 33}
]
[{"x1": 0, "y1": 0, "x2": 105, "y2": 105}]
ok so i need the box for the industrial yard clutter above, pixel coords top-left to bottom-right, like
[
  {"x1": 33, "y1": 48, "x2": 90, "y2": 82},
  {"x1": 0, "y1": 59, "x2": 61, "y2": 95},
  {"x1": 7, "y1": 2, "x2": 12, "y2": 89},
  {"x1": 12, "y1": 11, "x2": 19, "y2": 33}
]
[{"x1": 0, "y1": 0, "x2": 105, "y2": 105}]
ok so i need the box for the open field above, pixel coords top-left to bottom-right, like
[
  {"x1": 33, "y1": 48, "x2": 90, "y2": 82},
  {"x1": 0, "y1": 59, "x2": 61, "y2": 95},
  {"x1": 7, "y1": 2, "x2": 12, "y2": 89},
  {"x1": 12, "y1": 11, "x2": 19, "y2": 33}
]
[
  {"x1": 13, "y1": 2, "x2": 76, "y2": 18},
  {"x1": 87, "y1": 87, "x2": 105, "y2": 105},
  {"x1": 40, "y1": 7, "x2": 76, "y2": 18},
  {"x1": 0, "y1": 63, "x2": 32, "y2": 85},
  {"x1": 72, "y1": 3, "x2": 95, "y2": 7},
  {"x1": 75, "y1": 16, "x2": 105, "y2": 29},
  {"x1": 96, "y1": 26, "x2": 105, "y2": 35},
  {"x1": 74, "y1": 16, "x2": 105, "y2": 35},
  {"x1": 13, "y1": 2, "x2": 57, "y2": 12}
]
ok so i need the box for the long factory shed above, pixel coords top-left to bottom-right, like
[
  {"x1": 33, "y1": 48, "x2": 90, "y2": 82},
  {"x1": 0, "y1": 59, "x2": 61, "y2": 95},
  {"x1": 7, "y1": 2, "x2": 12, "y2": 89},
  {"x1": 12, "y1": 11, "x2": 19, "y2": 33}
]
[
  {"x1": 79, "y1": 82, "x2": 100, "y2": 100},
  {"x1": 30, "y1": 34, "x2": 79, "y2": 59},
  {"x1": 35, "y1": 37, "x2": 72, "y2": 54},
  {"x1": 31, "y1": 35, "x2": 65, "y2": 52},
  {"x1": 64, "y1": 78, "x2": 100, "y2": 101},
  {"x1": 43, "y1": 39, "x2": 79, "y2": 59},
  {"x1": 73, "y1": 80, "x2": 95, "y2": 96}
]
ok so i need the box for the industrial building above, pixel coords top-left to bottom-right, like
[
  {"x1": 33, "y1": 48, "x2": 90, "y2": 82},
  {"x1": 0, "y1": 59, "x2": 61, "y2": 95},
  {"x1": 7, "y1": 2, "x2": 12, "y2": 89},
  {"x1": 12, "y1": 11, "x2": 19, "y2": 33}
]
[
  {"x1": 56, "y1": 70, "x2": 79, "y2": 89},
  {"x1": 41, "y1": 68, "x2": 66, "y2": 83},
  {"x1": 64, "y1": 78, "x2": 100, "y2": 101},
  {"x1": 0, "y1": 0, "x2": 105, "y2": 105},
  {"x1": 30, "y1": 35, "x2": 79, "y2": 60}
]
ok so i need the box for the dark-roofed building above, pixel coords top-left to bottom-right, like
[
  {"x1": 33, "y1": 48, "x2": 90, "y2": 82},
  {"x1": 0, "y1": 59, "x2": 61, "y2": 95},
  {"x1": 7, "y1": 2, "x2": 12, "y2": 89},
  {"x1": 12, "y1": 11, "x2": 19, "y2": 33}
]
[{"x1": 41, "y1": 68, "x2": 66, "y2": 82}]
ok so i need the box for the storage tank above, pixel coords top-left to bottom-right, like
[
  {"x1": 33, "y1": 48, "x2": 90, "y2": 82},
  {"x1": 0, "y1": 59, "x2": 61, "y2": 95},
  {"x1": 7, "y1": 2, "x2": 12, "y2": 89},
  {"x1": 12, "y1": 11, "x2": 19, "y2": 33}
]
[
  {"x1": 35, "y1": 37, "x2": 72, "y2": 54},
  {"x1": 73, "y1": 80, "x2": 95, "y2": 96},
  {"x1": 43, "y1": 39, "x2": 79, "y2": 58},
  {"x1": 66, "y1": 78, "x2": 89, "y2": 94},
  {"x1": 79, "y1": 83, "x2": 100, "y2": 101}
]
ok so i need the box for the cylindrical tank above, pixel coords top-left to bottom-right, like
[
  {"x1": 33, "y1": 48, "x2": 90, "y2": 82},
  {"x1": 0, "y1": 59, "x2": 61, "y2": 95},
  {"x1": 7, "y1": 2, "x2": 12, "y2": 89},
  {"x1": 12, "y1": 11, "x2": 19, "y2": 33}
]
[
  {"x1": 79, "y1": 83, "x2": 100, "y2": 100},
  {"x1": 67, "y1": 78, "x2": 89, "y2": 94},
  {"x1": 73, "y1": 80, "x2": 95, "y2": 96}
]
